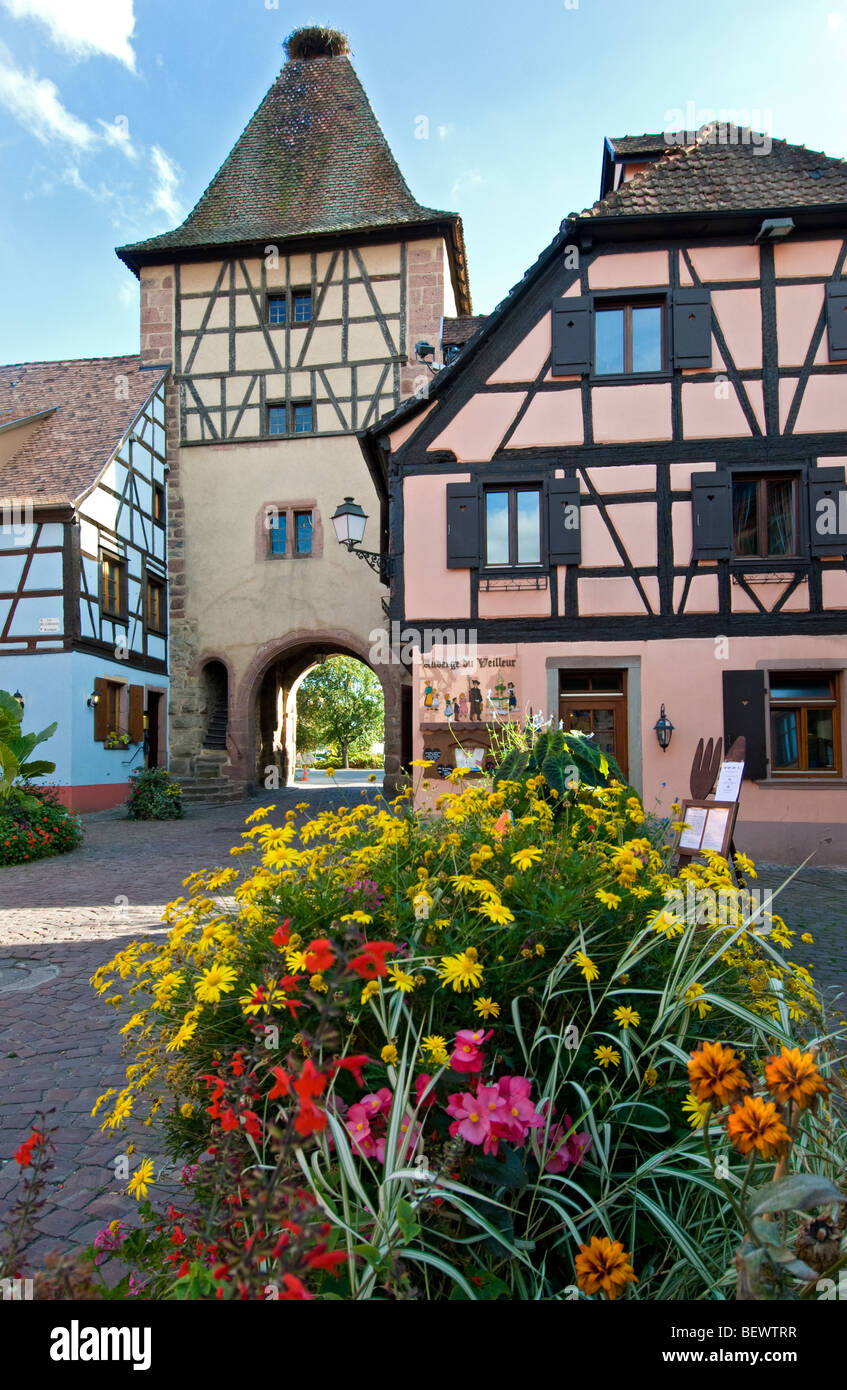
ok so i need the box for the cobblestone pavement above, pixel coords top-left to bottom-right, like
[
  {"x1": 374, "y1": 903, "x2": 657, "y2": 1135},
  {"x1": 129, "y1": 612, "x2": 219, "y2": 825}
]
[
  {"x1": 0, "y1": 784, "x2": 379, "y2": 1275},
  {"x1": 0, "y1": 788, "x2": 844, "y2": 1276}
]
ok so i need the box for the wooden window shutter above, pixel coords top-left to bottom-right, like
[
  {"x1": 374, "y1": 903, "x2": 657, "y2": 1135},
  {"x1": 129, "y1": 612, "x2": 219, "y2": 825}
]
[
  {"x1": 808, "y1": 466, "x2": 847, "y2": 556},
  {"x1": 551, "y1": 297, "x2": 591, "y2": 376},
  {"x1": 722, "y1": 670, "x2": 767, "y2": 780},
  {"x1": 445, "y1": 484, "x2": 480, "y2": 569},
  {"x1": 129, "y1": 684, "x2": 145, "y2": 743},
  {"x1": 825, "y1": 281, "x2": 847, "y2": 361},
  {"x1": 672, "y1": 289, "x2": 712, "y2": 369},
  {"x1": 691, "y1": 472, "x2": 732, "y2": 559},
  {"x1": 93, "y1": 677, "x2": 108, "y2": 741},
  {"x1": 547, "y1": 478, "x2": 581, "y2": 564}
]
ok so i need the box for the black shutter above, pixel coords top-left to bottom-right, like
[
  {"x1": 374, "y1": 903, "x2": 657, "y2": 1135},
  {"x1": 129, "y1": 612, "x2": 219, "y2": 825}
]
[
  {"x1": 547, "y1": 478, "x2": 581, "y2": 564},
  {"x1": 551, "y1": 296, "x2": 591, "y2": 376},
  {"x1": 722, "y1": 670, "x2": 767, "y2": 780},
  {"x1": 445, "y1": 484, "x2": 480, "y2": 569},
  {"x1": 672, "y1": 289, "x2": 712, "y2": 369},
  {"x1": 691, "y1": 472, "x2": 732, "y2": 559},
  {"x1": 808, "y1": 466, "x2": 847, "y2": 555},
  {"x1": 825, "y1": 281, "x2": 847, "y2": 361}
]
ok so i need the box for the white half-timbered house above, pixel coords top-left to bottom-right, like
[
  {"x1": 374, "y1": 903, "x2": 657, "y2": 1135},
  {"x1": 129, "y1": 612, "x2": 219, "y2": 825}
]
[{"x1": 0, "y1": 355, "x2": 169, "y2": 810}]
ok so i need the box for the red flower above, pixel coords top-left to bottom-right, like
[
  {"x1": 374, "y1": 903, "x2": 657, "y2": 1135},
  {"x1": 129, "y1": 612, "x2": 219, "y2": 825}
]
[
  {"x1": 294, "y1": 1101, "x2": 327, "y2": 1137},
  {"x1": 268, "y1": 1066, "x2": 291, "y2": 1100},
  {"x1": 241, "y1": 1110, "x2": 262, "y2": 1141},
  {"x1": 177, "y1": 1260, "x2": 191, "y2": 1277},
  {"x1": 307, "y1": 1247, "x2": 348, "y2": 1276},
  {"x1": 14, "y1": 1130, "x2": 43, "y2": 1166},
  {"x1": 220, "y1": 1107, "x2": 239, "y2": 1132},
  {"x1": 293, "y1": 1059, "x2": 327, "y2": 1103},
  {"x1": 231, "y1": 1053, "x2": 246, "y2": 1077},
  {"x1": 348, "y1": 941, "x2": 398, "y2": 979},
  {"x1": 271, "y1": 919, "x2": 291, "y2": 948},
  {"x1": 332, "y1": 1054, "x2": 371, "y2": 1086},
  {"x1": 305, "y1": 938, "x2": 335, "y2": 973},
  {"x1": 279, "y1": 1273, "x2": 313, "y2": 1300}
]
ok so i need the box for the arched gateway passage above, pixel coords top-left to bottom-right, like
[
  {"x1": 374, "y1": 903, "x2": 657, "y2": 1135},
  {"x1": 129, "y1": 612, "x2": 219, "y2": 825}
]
[{"x1": 228, "y1": 631, "x2": 404, "y2": 792}]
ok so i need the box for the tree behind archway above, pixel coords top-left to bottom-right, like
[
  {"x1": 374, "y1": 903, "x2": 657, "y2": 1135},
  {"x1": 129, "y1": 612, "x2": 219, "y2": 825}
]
[{"x1": 296, "y1": 657, "x2": 384, "y2": 768}]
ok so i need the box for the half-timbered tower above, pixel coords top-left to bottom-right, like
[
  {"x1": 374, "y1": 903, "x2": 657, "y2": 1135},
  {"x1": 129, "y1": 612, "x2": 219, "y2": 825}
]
[
  {"x1": 0, "y1": 355, "x2": 169, "y2": 809},
  {"x1": 116, "y1": 27, "x2": 470, "y2": 798},
  {"x1": 363, "y1": 126, "x2": 847, "y2": 865}
]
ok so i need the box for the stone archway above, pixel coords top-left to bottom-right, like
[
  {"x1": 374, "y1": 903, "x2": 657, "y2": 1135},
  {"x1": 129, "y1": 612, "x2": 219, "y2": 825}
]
[{"x1": 229, "y1": 628, "x2": 404, "y2": 794}]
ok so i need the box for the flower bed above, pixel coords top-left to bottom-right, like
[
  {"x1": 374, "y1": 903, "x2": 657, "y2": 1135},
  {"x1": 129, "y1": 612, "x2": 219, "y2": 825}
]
[
  {"x1": 8, "y1": 769, "x2": 839, "y2": 1301},
  {"x1": 0, "y1": 791, "x2": 83, "y2": 866}
]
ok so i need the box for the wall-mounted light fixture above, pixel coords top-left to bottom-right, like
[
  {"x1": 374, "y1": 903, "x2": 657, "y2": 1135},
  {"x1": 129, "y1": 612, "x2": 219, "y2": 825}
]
[
  {"x1": 87, "y1": 690, "x2": 100, "y2": 709},
  {"x1": 654, "y1": 704, "x2": 674, "y2": 750},
  {"x1": 331, "y1": 496, "x2": 395, "y2": 582},
  {"x1": 13, "y1": 690, "x2": 24, "y2": 713},
  {"x1": 755, "y1": 216, "x2": 795, "y2": 243}
]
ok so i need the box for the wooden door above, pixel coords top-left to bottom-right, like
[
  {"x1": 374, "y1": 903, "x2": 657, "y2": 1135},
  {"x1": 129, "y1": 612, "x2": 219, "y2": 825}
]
[{"x1": 559, "y1": 670, "x2": 628, "y2": 779}]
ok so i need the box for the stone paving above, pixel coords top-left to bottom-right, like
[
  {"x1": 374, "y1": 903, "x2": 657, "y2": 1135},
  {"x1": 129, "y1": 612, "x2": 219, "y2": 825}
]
[
  {"x1": 0, "y1": 788, "x2": 844, "y2": 1276},
  {"x1": 0, "y1": 783, "x2": 378, "y2": 1275}
]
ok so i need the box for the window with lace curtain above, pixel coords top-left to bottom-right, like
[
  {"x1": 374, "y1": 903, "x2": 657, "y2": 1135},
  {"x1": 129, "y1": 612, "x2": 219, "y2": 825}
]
[{"x1": 732, "y1": 473, "x2": 799, "y2": 559}]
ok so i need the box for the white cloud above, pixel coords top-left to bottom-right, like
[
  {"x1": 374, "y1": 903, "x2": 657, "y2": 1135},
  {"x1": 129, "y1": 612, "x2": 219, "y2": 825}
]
[
  {"x1": 62, "y1": 162, "x2": 114, "y2": 201},
  {"x1": 150, "y1": 144, "x2": 182, "y2": 223},
  {"x1": 828, "y1": 12, "x2": 843, "y2": 30},
  {"x1": 450, "y1": 168, "x2": 486, "y2": 198},
  {"x1": 1, "y1": 0, "x2": 137, "y2": 70},
  {"x1": 0, "y1": 44, "x2": 96, "y2": 147},
  {"x1": 98, "y1": 114, "x2": 138, "y2": 160}
]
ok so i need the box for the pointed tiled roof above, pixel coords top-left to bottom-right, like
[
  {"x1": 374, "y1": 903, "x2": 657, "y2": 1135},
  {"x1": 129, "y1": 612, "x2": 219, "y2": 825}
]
[
  {"x1": 580, "y1": 129, "x2": 847, "y2": 220},
  {"x1": 117, "y1": 49, "x2": 469, "y2": 307},
  {"x1": 0, "y1": 356, "x2": 167, "y2": 505}
]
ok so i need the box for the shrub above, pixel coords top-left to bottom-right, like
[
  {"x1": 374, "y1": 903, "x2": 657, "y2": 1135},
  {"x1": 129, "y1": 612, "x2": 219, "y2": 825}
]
[
  {"x1": 126, "y1": 767, "x2": 184, "y2": 821},
  {"x1": 0, "y1": 796, "x2": 83, "y2": 866},
  {"x1": 91, "y1": 775, "x2": 845, "y2": 1301}
]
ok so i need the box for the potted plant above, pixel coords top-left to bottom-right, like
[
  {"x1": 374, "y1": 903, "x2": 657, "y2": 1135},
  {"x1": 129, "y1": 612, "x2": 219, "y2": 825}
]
[{"x1": 104, "y1": 731, "x2": 131, "y2": 750}]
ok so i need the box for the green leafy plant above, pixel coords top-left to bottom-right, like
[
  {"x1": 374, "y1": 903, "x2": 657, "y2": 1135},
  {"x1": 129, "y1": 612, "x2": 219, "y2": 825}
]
[
  {"x1": 492, "y1": 722, "x2": 626, "y2": 801},
  {"x1": 0, "y1": 689, "x2": 57, "y2": 810},
  {"x1": 126, "y1": 766, "x2": 184, "y2": 820}
]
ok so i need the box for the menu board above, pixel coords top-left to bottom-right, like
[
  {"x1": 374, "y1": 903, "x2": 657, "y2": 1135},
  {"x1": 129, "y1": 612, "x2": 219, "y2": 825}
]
[
  {"x1": 715, "y1": 762, "x2": 745, "y2": 802},
  {"x1": 676, "y1": 800, "x2": 737, "y2": 859}
]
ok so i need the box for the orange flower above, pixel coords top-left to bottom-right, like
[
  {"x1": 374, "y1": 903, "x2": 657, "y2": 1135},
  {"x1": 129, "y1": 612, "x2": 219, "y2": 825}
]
[
  {"x1": 764, "y1": 1047, "x2": 828, "y2": 1110},
  {"x1": 574, "y1": 1235, "x2": 638, "y2": 1300},
  {"x1": 687, "y1": 1040, "x2": 749, "y2": 1108},
  {"x1": 727, "y1": 1095, "x2": 790, "y2": 1158}
]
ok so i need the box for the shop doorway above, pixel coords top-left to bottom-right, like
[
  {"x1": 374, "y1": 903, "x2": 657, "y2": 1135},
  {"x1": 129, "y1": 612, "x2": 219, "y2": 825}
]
[{"x1": 559, "y1": 669, "x2": 629, "y2": 779}]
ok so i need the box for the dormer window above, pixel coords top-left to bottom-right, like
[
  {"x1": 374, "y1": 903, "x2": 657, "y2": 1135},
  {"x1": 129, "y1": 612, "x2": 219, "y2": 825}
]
[{"x1": 595, "y1": 301, "x2": 664, "y2": 375}]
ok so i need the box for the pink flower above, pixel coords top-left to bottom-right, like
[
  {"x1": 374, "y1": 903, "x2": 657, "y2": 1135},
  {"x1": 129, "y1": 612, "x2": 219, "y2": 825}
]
[
  {"x1": 446, "y1": 1091, "x2": 492, "y2": 1146},
  {"x1": 495, "y1": 1075, "x2": 545, "y2": 1145},
  {"x1": 345, "y1": 1103, "x2": 374, "y2": 1155},
  {"x1": 415, "y1": 1074, "x2": 437, "y2": 1109},
  {"x1": 449, "y1": 1028, "x2": 493, "y2": 1074},
  {"x1": 361, "y1": 1088, "x2": 393, "y2": 1119},
  {"x1": 543, "y1": 1115, "x2": 592, "y2": 1174}
]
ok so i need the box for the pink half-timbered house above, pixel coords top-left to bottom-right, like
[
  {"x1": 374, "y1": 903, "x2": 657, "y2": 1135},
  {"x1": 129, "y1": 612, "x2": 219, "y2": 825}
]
[{"x1": 362, "y1": 128, "x2": 847, "y2": 864}]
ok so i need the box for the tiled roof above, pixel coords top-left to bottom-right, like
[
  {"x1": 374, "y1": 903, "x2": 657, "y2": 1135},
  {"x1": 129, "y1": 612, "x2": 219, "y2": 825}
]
[
  {"x1": 441, "y1": 315, "x2": 488, "y2": 347},
  {"x1": 581, "y1": 130, "x2": 847, "y2": 219},
  {"x1": 0, "y1": 356, "x2": 167, "y2": 505},
  {"x1": 118, "y1": 52, "x2": 462, "y2": 262}
]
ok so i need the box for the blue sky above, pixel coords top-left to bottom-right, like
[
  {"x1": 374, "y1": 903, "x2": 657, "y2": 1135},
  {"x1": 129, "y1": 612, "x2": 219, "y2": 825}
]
[{"x1": 1, "y1": 0, "x2": 846, "y2": 364}]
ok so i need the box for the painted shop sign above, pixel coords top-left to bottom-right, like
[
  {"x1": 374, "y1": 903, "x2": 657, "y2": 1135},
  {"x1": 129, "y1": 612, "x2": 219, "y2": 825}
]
[{"x1": 416, "y1": 649, "x2": 522, "y2": 723}]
